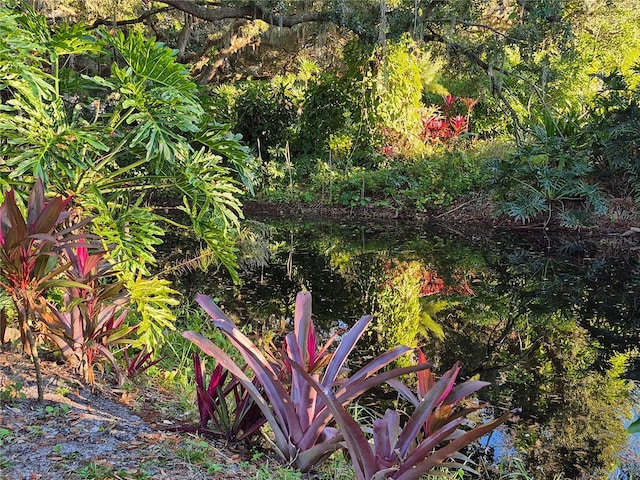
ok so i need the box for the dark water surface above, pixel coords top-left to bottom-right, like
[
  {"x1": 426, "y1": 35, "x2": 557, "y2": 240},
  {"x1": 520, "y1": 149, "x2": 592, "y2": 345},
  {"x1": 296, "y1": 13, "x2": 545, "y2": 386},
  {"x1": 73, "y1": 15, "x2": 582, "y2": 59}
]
[{"x1": 169, "y1": 216, "x2": 640, "y2": 479}]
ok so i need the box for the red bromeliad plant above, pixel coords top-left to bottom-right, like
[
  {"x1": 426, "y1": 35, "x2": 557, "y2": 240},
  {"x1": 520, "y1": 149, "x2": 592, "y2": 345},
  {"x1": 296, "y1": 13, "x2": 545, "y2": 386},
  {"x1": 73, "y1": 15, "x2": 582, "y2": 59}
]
[
  {"x1": 450, "y1": 115, "x2": 469, "y2": 136},
  {"x1": 177, "y1": 352, "x2": 266, "y2": 442},
  {"x1": 183, "y1": 290, "x2": 432, "y2": 472},
  {"x1": 0, "y1": 178, "x2": 91, "y2": 400},
  {"x1": 460, "y1": 97, "x2": 479, "y2": 115},
  {"x1": 442, "y1": 94, "x2": 457, "y2": 117},
  {"x1": 290, "y1": 351, "x2": 516, "y2": 480},
  {"x1": 421, "y1": 115, "x2": 451, "y2": 142},
  {"x1": 387, "y1": 349, "x2": 497, "y2": 443}
]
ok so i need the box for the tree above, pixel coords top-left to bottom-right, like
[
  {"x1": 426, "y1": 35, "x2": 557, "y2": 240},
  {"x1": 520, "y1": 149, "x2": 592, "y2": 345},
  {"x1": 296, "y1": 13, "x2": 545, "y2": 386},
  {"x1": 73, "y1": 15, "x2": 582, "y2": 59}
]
[{"x1": 25, "y1": 1, "x2": 640, "y2": 145}]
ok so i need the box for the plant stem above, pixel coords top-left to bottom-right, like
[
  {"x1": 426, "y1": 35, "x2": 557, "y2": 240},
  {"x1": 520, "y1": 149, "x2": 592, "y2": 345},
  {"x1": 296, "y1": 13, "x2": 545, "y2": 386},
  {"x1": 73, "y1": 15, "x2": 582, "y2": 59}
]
[
  {"x1": 25, "y1": 327, "x2": 44, "y2": 403},
  {"x1": 0, "y1": 308, "x2": 6, "y2": 346},
  {"x1": 328, "y1": 150, "x2": 333, "y2": 204}
]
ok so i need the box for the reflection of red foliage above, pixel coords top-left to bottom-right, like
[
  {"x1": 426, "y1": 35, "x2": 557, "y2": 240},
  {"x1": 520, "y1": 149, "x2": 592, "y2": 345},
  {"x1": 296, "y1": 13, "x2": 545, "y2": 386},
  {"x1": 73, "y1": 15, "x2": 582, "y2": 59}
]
[
  {"x1": 380, "y1": 260, "x2": 475, "y2": 297},
  {"x1": 420, "y1": 271, "x2": 445, "y2": 296}
]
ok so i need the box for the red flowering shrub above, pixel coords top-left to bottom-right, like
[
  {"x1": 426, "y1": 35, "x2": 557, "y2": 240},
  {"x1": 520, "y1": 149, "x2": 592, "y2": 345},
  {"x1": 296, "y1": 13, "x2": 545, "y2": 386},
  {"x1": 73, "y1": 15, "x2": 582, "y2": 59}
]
[{"x1": 420, "y1": 95, "x2": 479, "y2": 144}]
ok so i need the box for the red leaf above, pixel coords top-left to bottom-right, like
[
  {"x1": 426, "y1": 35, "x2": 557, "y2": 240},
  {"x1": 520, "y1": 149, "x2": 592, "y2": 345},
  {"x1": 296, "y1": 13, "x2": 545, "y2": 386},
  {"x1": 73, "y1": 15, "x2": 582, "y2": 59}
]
[
  {"x1": 416, "y1": 349, "x2": 434, "y2": 399},
  {"x1": 31, "y1": 197, "x2": 64, "y2": 235},
  {"x1": 27, "y1": 177, "x2": 45, "y2": 227}
]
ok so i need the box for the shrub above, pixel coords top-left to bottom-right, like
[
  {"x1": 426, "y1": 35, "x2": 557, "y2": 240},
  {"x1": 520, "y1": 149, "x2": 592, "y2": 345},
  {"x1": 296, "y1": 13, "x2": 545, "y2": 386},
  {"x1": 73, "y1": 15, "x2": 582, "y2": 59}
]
[
  {"x1": 40, "y1": 243, "x2": 135, "y2": 386},
  {"x1": 170, "y1": 352, "x2": 265, "y2": 442},
  {"x1": 489, "y1": 106, "x2": 609, "y2": 227},
  {"x1": 0, "y1": 4, "x2": 254, "y2": 339},
  {"x1": 234, "y1": 81, "x2": 297, "y2": 157},
  {"x1": 297, "y1": 74, "x2": 359, "y2": 155},
  {"x1": 298, "y1": 354, "x2": 515, "y2": 480},
  {"x1": 0, "y1": 178, "x2": 91, "y2": 400},
  {"x1": 590, "y1": 68, "x2": 640, "y2": 200},
  {"x1": 183, "y1": 290, "x2": 514, "y2": 477}
]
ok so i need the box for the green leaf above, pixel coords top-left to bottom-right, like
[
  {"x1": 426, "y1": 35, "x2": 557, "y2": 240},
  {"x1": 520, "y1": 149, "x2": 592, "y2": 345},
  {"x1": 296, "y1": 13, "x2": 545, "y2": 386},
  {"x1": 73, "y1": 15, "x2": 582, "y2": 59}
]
[
  {"x1": 83, "y1": 187, "x2": 164, "y2": 276},
  {"x1": 102, "y1": 29, "x2": 203, "y2": 166},
  {"x1": 628, "y1": 418, "x2": 640, "y2": 434},
  {"x1": 127, "y1": 276, "x2": 179, "y2": 351}
]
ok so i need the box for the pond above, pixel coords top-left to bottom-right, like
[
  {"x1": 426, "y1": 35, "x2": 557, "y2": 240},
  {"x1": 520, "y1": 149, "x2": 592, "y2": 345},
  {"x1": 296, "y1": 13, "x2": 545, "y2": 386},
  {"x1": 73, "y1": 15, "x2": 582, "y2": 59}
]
[{"x1": 167, "y1": 215, "x2": 640, "y2": 479}]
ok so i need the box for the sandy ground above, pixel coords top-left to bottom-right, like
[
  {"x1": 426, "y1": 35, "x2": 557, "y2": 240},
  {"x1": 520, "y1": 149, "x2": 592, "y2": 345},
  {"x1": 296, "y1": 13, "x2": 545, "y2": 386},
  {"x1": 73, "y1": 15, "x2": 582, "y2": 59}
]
[{"x1": 0, "y1": 351, "x2": 253, "y2": 480}]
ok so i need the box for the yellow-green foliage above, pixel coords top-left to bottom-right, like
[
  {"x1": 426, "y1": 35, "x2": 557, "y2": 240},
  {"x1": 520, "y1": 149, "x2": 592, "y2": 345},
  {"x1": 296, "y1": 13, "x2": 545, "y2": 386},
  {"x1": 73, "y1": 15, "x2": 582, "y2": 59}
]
[
  {"x1": 127, "y1": 276, "x2": 180, "y2": 352},
  {"x1": 418, "y1": 298, "x2": 448, "y2": 341},
  {"x1": 546, "y1": 0, "x2": 640, "y2": 105},
  {"x1": 575, "y1": 0, "x2": 640, "y2": 84},
  {"x1": 372, "y1": 37, "x2": 445, "y2": 153},
  {"x1": 373, "y1": 260, "x2": 423, "y2": 359}
]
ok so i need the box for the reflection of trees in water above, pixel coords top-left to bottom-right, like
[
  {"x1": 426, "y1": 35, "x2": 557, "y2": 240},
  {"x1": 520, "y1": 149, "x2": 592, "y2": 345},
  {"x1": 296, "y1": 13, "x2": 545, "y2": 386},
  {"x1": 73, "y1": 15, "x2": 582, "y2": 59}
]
[
  {"x1": 579, "y1": 260, "x2": 640, "y2": 373},
  {"x1": 505, "y1": 323, "x2": 630, "y2": 479},
  {"x1": 170, "y1": 220, "x2": 639, "y2": 478},
  {"x1": 423, "y1": 244, "x2": 638, "y2": 479},
  {"x1": 285, "y1": 226, "x2": 636, "y2": 478},
  {"x1": 263, "y1": 226, "x2": 637, "y2": 478}
]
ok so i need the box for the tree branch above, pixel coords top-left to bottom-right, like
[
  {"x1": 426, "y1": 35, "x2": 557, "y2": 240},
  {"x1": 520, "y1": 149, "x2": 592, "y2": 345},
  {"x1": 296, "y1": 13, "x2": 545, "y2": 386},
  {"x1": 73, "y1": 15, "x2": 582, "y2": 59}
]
[
  {"x1": 90, "y1": 7, "x2": 171, "y2": 28},
  {"x1": 429, "y1": 18, "x2": 520, "y2": 41},
  {"x1": 424, "y1": 28, "x2": 526, "y2": 141},
  {"x1": 158, "y1": 1, "x2": 330, "y2": 28}
]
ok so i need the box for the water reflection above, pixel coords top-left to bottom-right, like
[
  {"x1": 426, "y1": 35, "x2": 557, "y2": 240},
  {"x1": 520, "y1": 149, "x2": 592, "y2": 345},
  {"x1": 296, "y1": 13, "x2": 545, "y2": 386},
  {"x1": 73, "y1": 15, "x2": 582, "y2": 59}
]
[{"x1": 166, "y1": 217, "x2": 640, "y2": 479}]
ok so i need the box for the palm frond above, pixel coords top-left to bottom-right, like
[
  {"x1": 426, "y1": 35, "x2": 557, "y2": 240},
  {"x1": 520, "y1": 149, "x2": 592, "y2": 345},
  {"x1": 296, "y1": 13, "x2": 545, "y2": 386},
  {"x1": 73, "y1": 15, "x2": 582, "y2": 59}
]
[
  {"x1": 195, "y1": 121, "x2": 257, "y2": 193},
  {"x1": 0, "y1": 7, "x2": 102, "y2": 191}
]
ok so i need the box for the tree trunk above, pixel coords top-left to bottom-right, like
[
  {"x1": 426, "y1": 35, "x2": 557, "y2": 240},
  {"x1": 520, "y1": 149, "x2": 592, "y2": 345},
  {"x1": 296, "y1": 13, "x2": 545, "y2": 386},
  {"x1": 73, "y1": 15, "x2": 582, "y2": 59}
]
[
  {"x1": 0, "y1": 308, "x2": 6, "y2": 347},
  {"x1": 25, "y1": 323, "x2": 44, "y2": 403},
  {"x1": 18, "y1": 305, "x2": 31, "y2": 356},
  {"x1": 17, "y1": 303, "x2": 44, "y2": 402},
  {"x1": 176, "y1": 13, "x2": 193, "y2": 62}
]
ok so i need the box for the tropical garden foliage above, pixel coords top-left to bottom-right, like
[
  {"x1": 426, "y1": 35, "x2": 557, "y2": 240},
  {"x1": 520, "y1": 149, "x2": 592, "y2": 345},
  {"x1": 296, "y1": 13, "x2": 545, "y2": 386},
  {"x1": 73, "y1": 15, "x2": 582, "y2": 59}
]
[
  {"x1": 0, "y1": 4, "x2": 256, "y2": 354},
  {"x1": 0, "y1": 0, "x2": 639, "y2": 478},
  {"x1": 184, "y1": 290, "x2": 515, "y2": 477},
  {"x1": 208, "y1": 219, "x2": 637, "y2": 478}
]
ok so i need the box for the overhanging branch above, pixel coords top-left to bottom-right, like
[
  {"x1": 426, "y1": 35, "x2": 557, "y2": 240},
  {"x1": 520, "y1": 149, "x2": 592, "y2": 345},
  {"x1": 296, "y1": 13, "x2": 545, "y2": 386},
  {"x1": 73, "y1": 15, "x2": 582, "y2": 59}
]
[
  {"x1": 90, "y1": 7, "x2": 171, "y2": 28},
  {"x1": 429, "y1": 18, "x2": 521, "y2": 41},
  {"x1": 158, "y1": 1, "x2": 330, "y2": 27}
]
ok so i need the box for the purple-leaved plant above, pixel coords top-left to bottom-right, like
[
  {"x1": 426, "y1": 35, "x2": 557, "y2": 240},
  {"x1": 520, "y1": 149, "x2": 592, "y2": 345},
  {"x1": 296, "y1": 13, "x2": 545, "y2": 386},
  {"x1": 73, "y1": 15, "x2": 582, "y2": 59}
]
[{"x1": 183, "y1": 290, "x2": 432, "y2": 471}]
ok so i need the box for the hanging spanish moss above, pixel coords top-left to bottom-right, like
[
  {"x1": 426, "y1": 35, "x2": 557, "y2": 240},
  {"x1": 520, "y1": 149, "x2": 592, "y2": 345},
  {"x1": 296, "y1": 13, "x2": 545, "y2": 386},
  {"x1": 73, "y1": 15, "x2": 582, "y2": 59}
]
[{"x1": 378, "y1": 0, "x2": 387, "y2": 46}]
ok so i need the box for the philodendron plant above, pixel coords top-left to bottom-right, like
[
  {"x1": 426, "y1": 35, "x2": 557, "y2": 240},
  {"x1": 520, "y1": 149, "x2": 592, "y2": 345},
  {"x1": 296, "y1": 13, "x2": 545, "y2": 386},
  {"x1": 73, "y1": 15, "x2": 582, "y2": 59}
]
[{"x1": 184, "y1": 290, "x2": 431, "y2": 471}]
